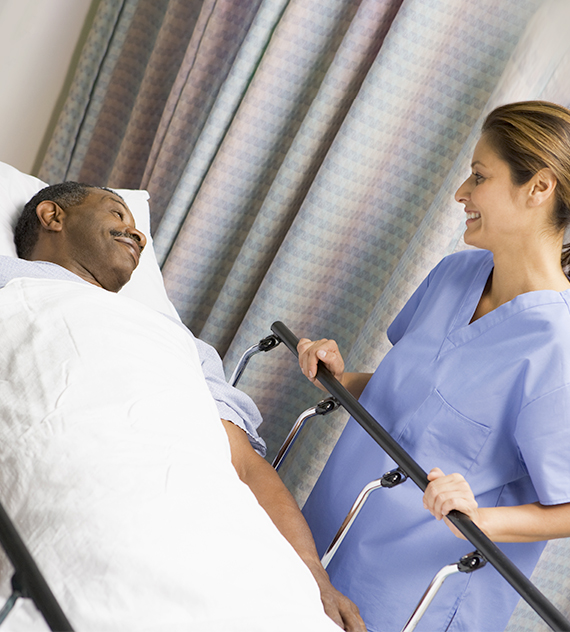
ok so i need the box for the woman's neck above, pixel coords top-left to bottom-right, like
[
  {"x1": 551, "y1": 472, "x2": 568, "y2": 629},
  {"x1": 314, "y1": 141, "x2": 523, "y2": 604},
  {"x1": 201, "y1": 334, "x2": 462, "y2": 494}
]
[{"x1": 471, "y1": 242, "x2": 570, "y2": 322}]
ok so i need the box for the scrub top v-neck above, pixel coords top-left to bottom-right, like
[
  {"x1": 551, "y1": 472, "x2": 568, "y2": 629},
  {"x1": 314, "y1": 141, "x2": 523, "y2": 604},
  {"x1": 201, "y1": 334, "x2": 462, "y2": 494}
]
[{"x1": 302, "y1": 248, "x2": 570, "y2": 632}]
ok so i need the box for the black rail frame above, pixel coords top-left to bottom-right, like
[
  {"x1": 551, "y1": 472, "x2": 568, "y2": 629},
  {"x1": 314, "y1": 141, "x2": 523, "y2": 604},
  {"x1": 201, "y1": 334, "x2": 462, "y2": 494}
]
[
  {"x1": 0, "y1": 501, "x2": 73, "y2": 630},
  {"x1": 271, "y1": 320, "x2": 570, "y2": 631}
]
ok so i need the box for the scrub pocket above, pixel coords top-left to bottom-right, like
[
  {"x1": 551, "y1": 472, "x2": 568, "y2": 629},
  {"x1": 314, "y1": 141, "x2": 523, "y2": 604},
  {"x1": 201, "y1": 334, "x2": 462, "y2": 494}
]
[{"x1": 397, "y1": 389, "x2": 491, "y2": 476}]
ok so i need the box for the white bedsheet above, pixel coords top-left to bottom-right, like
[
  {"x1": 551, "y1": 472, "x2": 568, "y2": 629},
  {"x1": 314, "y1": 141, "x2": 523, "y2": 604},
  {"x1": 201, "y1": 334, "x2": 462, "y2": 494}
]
[{"x1": 0, "y1": 278, "x2": 337, "y2": 631}]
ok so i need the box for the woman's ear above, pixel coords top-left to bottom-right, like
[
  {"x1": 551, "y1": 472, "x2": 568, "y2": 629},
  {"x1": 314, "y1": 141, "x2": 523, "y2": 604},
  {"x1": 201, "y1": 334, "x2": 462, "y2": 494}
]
[
  {"x1": 36, "y1": 200, "x2": 65, "y2": 232},
  {"x1": 527, "y1": 168, "x2": 558, "y2": 208}
]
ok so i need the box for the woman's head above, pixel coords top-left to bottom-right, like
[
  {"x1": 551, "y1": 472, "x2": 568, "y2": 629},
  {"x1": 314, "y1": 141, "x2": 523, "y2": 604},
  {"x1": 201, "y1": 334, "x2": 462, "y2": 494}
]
[
  {"x1": 481, "y1": 101, "x2": 570, "y2": 235},
  {"x1": 456, "y1": 100, "x2": 570, "y2": 270}
]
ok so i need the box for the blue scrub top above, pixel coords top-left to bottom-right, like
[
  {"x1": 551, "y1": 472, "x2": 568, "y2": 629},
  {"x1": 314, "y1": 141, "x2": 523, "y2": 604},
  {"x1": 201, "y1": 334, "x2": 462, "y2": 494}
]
[{"x1": 302, "y1": 249, "x2": 570, "y2": 632}]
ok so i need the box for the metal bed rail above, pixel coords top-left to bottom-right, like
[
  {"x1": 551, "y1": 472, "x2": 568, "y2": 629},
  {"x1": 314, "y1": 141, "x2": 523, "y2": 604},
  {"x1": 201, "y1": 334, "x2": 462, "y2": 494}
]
[
  {"x1": 269, "y1": 320, "x2": 570, "y2": 632},
  {"x1": 0, "y1": 501, "x2": 73, "y2": 630}
]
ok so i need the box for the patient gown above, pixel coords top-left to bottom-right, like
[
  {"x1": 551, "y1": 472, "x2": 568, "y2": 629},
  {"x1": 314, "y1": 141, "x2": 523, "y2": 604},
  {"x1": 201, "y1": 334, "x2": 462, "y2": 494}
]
[{"x1": 302, "y1": 248, "x2": 570, "y2": 632}]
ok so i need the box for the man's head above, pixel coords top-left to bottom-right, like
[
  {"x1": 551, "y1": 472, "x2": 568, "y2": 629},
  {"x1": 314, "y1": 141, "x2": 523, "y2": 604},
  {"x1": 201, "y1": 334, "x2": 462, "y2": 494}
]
[{"x1": 14, "y1": 182, "x2": 147, "y2": 292}]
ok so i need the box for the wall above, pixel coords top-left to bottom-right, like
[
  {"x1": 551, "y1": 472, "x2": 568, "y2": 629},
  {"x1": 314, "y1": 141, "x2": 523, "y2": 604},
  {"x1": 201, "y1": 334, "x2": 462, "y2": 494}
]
[{"x1": 0, "y1": 0, "x2": 99, "y2": 175}]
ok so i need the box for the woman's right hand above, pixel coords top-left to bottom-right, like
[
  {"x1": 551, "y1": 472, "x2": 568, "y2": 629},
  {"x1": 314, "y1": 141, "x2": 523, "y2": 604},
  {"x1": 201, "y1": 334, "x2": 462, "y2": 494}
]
[{"x1": 297, "y1": 338, "x2": 345, "y2": 389}]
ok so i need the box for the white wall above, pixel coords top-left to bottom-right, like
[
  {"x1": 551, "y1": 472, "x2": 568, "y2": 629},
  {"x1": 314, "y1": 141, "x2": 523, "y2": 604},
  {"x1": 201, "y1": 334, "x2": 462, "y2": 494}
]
[{"x1": 0, "y1": 0, "x2": 96, "y2": 175}]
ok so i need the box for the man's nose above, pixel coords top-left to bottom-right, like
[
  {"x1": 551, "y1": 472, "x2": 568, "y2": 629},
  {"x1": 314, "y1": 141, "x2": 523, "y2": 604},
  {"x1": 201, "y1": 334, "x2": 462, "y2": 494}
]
[{"x1": 129, "y1": 227, "x2": 147, "y2": 251}]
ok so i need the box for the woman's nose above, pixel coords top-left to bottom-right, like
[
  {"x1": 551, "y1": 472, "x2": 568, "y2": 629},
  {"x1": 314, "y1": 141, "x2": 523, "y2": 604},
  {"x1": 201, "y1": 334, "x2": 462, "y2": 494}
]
[{"x1": 455, "y1": 177, "x2": 471, "y2": 203}]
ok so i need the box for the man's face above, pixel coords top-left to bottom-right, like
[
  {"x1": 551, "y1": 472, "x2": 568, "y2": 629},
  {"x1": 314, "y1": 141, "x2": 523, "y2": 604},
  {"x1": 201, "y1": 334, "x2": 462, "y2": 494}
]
[{"x1": 61, "y1": 189, "x2": 147, "y2": 292}]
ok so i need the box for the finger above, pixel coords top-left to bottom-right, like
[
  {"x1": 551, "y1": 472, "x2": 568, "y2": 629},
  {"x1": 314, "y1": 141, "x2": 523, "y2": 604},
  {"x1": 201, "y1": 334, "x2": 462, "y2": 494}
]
[
  {"x1": 299, "y1": 339, "x2": 338, "y2": 379},
  {"x1": 423, "y1": 472, "x2": 462, "y2": 517},
  {"x1": 325, "y1": 593, "x2": 365, "y2": 632},
  {"x1": 443, "y1": 516, "x2": 467, "y2": 540},
  {"x1": 340, "y1": 605, "x2": 367, "y2": 632},
  {"x1": 424, "y1": 476, "x2": 477, "y2": 521},
  {"x1": 297, "y1": 338, "x2": 320, "y2": 379},
  {"x1": 319, "y1": 595, "x2": 345, "y2": 629},
  {"x1": 427, "y1": 467, "x2": 445, "y2": 481}
]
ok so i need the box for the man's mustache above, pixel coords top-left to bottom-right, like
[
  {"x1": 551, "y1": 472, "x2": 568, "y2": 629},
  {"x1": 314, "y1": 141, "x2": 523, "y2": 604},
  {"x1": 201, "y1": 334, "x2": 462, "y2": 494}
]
[{"x1": 110, "y1": 229, "x2": 144, "y2": 252}]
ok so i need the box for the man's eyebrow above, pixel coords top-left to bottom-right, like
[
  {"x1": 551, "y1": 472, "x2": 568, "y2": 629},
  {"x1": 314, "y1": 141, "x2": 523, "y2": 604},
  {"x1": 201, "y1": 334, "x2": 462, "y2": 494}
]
[{"x1": 102, "y1": 194, "x2": 129, "y2": 212}]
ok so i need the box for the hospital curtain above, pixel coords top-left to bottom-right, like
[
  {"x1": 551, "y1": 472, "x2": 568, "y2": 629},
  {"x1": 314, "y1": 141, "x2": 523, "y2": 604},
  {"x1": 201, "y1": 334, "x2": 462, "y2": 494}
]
[
  {"x1": 39, "y1": 0, "x2": 570, "y2": 493},
  {"x1": 38, "y1": 1, "x2": 570, "y2": 625}
]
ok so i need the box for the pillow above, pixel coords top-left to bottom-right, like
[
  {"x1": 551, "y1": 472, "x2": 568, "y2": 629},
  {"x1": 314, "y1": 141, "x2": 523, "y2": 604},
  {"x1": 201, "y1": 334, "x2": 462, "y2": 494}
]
[{"x1": 0, "y1": 161, "x2": 180, "y2": 320}]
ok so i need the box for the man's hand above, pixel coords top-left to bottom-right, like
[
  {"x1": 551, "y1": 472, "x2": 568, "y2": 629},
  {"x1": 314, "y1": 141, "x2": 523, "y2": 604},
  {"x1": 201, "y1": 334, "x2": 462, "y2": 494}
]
[
  {"x1": 305, "y1": 559, "x2": 366, "y2": 631},
  {"x1": 222, "y1": 419, "x2": 366, "y2": 630}
]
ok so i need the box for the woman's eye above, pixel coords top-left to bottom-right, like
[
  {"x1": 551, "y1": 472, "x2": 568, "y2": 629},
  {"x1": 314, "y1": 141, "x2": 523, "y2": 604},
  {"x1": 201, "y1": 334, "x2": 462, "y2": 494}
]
[{"x1": 473, "y1": 172, "x2": 484, "y2": 184}]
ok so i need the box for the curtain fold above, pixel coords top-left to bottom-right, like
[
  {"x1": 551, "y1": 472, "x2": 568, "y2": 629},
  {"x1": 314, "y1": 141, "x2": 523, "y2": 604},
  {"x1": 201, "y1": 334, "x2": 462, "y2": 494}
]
[
  {"x1": 38, "y1": 0, "x2": 129, "y2": 183},
  {"x1": 39, "y1": 0, "x2": 568, "y2": 496},
  {"x1": 160, "y1": 0, "x2": 400, "y2": 350}
]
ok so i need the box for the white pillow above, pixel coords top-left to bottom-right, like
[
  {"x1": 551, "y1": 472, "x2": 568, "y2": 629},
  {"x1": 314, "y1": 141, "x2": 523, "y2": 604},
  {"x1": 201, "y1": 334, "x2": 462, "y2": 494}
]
[{"x1": 0, "y1": 161, "x2": 180, "y2": 320}]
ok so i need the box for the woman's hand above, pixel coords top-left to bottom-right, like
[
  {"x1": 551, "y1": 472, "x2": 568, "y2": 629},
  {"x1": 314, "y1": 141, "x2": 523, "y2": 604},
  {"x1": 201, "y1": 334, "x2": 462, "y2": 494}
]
[
  {"x1": 423, "y1": 468, "x2": 480, "y2": 539},
  {"x1": 297, "y1": 338, "x2": 345, "y2": 389}
]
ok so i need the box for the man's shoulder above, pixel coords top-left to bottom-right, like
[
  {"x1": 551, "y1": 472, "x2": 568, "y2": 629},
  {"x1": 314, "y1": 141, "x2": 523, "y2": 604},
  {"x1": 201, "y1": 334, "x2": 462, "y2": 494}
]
[{"x1": 0, "y1": 256, "x2": 83, "y2": 288}]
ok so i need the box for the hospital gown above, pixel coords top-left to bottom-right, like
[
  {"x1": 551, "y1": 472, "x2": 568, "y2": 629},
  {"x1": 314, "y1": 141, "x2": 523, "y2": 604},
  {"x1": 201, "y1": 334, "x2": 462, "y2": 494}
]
[{"x1": 302, "y1": 248, "x2": 570, "y2": 632}]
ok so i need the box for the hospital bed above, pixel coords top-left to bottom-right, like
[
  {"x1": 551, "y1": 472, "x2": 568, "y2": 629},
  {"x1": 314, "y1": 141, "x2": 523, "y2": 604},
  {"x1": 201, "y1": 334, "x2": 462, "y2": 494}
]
[
  {"x1": 0, "y1": 162, "x2": 339, "y2": 632},
  {"x1": 0, "y1": 161, "x2": 568, "y2": 631}
]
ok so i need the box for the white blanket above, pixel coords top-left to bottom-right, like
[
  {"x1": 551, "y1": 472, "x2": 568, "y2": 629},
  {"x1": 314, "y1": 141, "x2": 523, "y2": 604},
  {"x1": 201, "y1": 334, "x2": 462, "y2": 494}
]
[{"x1": 0, "y1": 278, "x2": 337, "y2": 631}]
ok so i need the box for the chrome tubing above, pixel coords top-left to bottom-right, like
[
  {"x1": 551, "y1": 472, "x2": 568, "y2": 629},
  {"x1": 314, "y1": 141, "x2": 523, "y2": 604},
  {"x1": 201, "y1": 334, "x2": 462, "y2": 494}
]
[
  {"x1": 401, "y1": 552, "x2": 486, "y2": 632},
  {"x1": 230, "y1": 335, "x2": 281, "y2": 387},
  {"x1": 321, "y1": 468, "x2": 406, "y2": 569},
  {"x1": 401, "y1": 564, "x2": 461, "y2": 632},
  {"x1": 321, "y1": 479, "x2": 384, "y2": 569},
  {"x1": 272, "y1": 398, "x2": 339, "y2": 471}
]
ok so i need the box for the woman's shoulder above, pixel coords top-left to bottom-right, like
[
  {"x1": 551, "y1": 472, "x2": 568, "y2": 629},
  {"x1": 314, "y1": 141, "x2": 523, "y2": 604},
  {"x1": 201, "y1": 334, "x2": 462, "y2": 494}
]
[
  {"x1": 439, "y1": 247, "x2": 491, "y2": 269},
  {"x1": 427, "y1": 248, "x2": 492, "y2": 287}
]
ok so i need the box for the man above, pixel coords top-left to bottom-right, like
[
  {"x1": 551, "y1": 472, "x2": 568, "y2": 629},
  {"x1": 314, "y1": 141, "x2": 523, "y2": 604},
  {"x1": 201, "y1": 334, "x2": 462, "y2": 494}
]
[{"x1": 6, "y1": 182, "x2": 364, "y2": 632}]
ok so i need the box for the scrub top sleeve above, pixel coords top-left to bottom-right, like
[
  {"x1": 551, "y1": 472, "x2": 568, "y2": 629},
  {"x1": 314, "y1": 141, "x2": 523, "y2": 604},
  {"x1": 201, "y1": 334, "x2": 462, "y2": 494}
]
[
  {"x1": 515, "y1": 384, "x2": 570, "y2": 505},
  {"x1": 387, "y1": 264, "x2": 439, "y2": 345}
]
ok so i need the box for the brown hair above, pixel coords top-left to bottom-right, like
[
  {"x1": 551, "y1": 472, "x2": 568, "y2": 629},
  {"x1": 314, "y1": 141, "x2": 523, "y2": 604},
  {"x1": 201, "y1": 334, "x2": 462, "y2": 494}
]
[{"x1": 482, "y1": 100, "x2": 570, "y2": 272}]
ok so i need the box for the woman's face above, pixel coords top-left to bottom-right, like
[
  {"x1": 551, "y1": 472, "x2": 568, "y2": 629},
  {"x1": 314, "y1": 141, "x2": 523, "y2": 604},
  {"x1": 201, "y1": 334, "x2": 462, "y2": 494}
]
[{"x1": 455, "y1": 134, "x2": 530, "y2": 252}]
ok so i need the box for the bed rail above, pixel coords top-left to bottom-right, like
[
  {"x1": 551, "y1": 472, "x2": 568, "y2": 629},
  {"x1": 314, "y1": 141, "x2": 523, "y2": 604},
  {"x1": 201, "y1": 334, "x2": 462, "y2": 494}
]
[
  {"x1": 0, "y1": 501, "x2": 74, "y2": 630},
  {"x1": 270, "y1": 320, "x2": 570, "y2": 632}
]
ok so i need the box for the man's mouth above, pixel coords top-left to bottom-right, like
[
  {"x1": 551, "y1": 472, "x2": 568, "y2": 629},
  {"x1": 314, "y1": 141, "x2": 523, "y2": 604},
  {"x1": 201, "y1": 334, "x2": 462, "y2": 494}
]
[{"x1": 113, "y1": 236, "x2": 142, "y2": 265}]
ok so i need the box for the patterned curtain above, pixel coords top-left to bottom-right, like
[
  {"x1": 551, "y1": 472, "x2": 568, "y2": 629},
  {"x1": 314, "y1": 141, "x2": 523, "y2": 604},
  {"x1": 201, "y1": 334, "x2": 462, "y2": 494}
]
[
  {"x1": 38, "y1": 0, "x2": 570, "y2": 627},
  {"x1": 40, "y1": 0, "x2": 570, "y2": 490},
  {"x1": 40, "y1": 0, "x2": 558, "y2": 468}
]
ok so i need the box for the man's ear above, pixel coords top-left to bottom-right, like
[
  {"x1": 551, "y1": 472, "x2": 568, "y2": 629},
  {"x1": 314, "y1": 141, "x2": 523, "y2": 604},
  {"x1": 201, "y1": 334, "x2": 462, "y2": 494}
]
[
  {"x1": 36, "y1": 200, "x2": 65, "y2": 232},
  {"x1": 527, "y1": 168, "x2": 558, "y2": 208}
]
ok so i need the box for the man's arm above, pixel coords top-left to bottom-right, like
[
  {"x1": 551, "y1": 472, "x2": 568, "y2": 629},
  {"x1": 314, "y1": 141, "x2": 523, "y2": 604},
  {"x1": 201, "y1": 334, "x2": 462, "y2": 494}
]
[{"x1": 221, "y1": 419, "x2": 365, "y2": 632}]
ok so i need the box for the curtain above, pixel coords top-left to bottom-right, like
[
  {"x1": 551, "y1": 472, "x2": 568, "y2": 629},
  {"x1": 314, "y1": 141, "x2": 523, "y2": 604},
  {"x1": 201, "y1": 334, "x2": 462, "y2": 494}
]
[
  {"x1": 41, "y1": 0, "x2": 555, "y2": 468},
  {"x1": 38, "y1": 0, "x2": 570, "y2": 627},
  {"x1": 40, "y1": 0, "x2": 570, "y2": 495}
]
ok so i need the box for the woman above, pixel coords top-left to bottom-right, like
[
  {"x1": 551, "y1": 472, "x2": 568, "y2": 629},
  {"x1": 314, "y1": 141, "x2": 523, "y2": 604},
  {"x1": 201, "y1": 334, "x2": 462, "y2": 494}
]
[{"x1": 298, "y1": 101, "x2": 570, "y2": 632}]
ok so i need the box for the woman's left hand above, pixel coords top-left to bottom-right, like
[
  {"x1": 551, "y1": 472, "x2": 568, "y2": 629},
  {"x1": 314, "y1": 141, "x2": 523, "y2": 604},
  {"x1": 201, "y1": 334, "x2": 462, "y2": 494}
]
[{"x1": 423, "y1": 468, "x2": 480, "y2": 539}]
